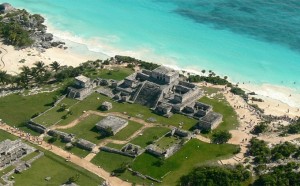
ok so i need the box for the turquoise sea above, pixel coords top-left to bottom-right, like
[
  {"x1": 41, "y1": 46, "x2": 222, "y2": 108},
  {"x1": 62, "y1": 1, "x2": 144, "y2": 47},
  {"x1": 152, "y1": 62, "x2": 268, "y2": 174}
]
[{"x1": 5, "y1": 1, "x2": 300, "y2": 92}]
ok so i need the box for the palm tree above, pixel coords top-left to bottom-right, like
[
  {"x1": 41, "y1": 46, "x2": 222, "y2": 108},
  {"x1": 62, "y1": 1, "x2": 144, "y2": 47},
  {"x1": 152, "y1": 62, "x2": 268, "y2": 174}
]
[
  {"x1": 201, "y1": 70, "x2": 206, "y2": 75},
  {"x1": 50, "y1": 61, "x2": 61, "y2": 72},
  {"x1": 19, "y1": 65, "x2": 31, "y2": 88},
  {"x1": 0, "y1": 70, "x2": 8, "y2": 85},
  {"x1": 34, "y1": 61, "x2": 47, "y2": 74}
]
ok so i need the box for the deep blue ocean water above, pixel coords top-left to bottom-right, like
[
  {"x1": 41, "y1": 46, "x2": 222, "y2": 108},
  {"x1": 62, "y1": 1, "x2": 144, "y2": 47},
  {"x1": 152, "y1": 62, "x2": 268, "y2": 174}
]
[{"x1": 5, "y1": 0, "x2": 300, "y2": 90}]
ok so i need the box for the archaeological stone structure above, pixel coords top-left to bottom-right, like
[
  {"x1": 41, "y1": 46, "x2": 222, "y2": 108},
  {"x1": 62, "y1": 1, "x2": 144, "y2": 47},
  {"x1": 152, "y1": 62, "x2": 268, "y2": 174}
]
[
  {"x1": 95, "y1": 116, "x2": 128, "y2": 135},
  {"x1": 0, "y1": 139, "x2": 35, "y2": 170},
  {"x1": 100, "y1": 101, "x2": 113, "y2": 111},
  {"x1": 197, "y1": 112, "x2": 223, "y2": 130},
  {"x1": 76, "y1": 138, "x2": 96, "y2": 151},
  {"x1": 67, "y1": 75, "x2": 94, "y2": 100},
  {"x1": 112, "y1": 66, "x2": 223, "y2": 129}
]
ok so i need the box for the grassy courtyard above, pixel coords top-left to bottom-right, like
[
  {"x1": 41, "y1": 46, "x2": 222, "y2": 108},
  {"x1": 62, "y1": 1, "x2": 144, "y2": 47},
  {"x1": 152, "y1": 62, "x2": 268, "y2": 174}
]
[
  {"x1": 130, "y1": 127, "x2": 170, "y2": 148},
  {"x1": 199, "y1": 95, "x2": 239, "y2": 136},
  {"x1": 132, "y1": 139, "x2": 239, "y2": 185},
  {"x1": 13, "y1": 151, "x2": 103, "y2": 186},
  {"x1": 86, "y1": 67, "x2": 134, "y2": 80},
  {"x1": 59, "y1": 114, "x2": 143, "y2": 144},
  {"x1": 156, "y1": 135, "x2": 180, "y2": 149},
  {"x1": 33, "y1": 98, "x2": 78, "y2": 127}
]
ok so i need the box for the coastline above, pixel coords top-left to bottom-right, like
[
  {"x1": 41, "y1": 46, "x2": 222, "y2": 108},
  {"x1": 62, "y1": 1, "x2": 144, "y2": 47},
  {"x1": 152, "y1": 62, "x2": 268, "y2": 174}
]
[{"x1": 0, "y1": 6, "x2": 299, "y2": 116}]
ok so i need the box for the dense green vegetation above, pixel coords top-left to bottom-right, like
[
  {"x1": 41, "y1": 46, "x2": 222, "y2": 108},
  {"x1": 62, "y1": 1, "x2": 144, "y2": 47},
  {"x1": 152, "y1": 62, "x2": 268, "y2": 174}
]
[
  {"x1": 180, "y1": 164, "x2": 251, "y2": 186},
  {"x1": 212, "y1": 130, "x2": 232, "y2": 144},
  {"x1": 251, "y1": 122, "x2": 269, "y2": 135},
  {"x1": 188, "y1": 74, "x2": 231, "y2": 86},
  {"x1": 253, "y1": 163, "x2": 300, "y2": 186},
  {"x1": 283, "y1": 118, "x2": 300, "y2": 134},
  {"x1": 0, "y1": 22, "x2": 33, "y2": 47},
  {"x1": 248, "y1": 138, "x2": 298, "y2": 164},
  {"x1": 114, "y1": 55, "x2": 160, "y2": 70}
]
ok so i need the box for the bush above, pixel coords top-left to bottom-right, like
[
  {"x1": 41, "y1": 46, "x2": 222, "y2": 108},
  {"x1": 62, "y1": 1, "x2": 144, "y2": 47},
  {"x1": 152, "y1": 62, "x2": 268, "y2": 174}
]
[
  {"x1": 212, "y1": 130, "x2": 232, "y2": 144},
  {"x1": 251, "y1": 122, "x2": 269, "y2": 135}
]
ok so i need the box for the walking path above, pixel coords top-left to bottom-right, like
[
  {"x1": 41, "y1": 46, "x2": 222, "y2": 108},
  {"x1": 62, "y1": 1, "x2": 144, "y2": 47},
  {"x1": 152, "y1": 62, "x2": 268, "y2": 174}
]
[
  {"x1": 0, "y1": 123, "x2": 131, "y2": 186},
  {"x1": 0, "y1": 47, "x2": 7, "y2": 70}
]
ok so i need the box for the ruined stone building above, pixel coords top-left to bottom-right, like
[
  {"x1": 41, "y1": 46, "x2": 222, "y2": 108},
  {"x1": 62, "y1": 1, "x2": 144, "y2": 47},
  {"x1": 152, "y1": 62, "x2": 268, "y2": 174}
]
[
  {"x1": 67, "y1": 75, "x2": 94, "y2": 100},
  {"x1": 95, "y1": 116, "x2": 128, "y2": 135},
  {"x1": 0, "y1": 139, "x2": 35, "y2": 170}
]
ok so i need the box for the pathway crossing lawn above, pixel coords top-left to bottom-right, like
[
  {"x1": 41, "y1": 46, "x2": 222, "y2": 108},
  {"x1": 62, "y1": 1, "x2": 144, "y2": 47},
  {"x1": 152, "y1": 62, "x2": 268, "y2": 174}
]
[
  {"x1": 91, "y1": 151, "x2": 152, "y2": 185},
  {"x1": 105, "y1": 143, "x2": 124, "y2": 150},
  {"x1": 59, "y1": 114, "x2": 143, "y2": 144},
  {"x1": 59, "y1": 114, "x2": 104, "y2": 144},
  {"x1": 199, "y1": 95, "x2": 239, "y2": 137},
  {"x1": 132, "y1": 139, "x2": 239, "y2": 185},
  {"x1": 32, "y1": 98, "x2": 78, "y2": 127},
  {"x1": 46, "y1": 137, "x2": 90, "y2": 158},
  {"x1": 0, "y1": 92, "x2": 58, "y2": 127},
  {"x1": 95, "y1": 94, "x2": 198, "y2": 130},
  {"x1": 0, "y1": 130, "x2": 17, "y2": 142},
  {"x1": 130, "y1": 127, "x2": 170, "y2": 148},
  {"x1": 13, "y1": 151, "x2": 103, "y2": 186}
]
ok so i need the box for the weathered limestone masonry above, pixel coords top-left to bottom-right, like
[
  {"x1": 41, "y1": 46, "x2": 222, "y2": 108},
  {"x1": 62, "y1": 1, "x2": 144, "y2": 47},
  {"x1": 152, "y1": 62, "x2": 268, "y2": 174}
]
[
  {"x1": 100, "y1": 143, "x2": 144, "y2": 158},
  {"x1": 114, "y1": 66, "x2": 223, "y2": 129},
  {"x1": 95, "y1": 116, "x2": 128, "y2": 135},
  {"x1": 67, "y1": 75, "x2": 95, "y2": 100},
  {"x1": 145, "y1": 128, "x2": 193, "y2": 159},
  {"x1": 0, "y1": 139, "x2": 35, "y2": 170}
]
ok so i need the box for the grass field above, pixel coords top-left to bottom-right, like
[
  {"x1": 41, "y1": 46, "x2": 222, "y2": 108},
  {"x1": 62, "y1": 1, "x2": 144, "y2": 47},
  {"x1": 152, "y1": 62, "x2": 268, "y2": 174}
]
[
  {"x1": 13, "y1": 151, "x2": 103, "y2": 186},
  {"x1": 59, "y1": 114, "x2": 104, "y2": 144},
  {"x1": 199, "y1": 95, "x2": 239, "y2": 137},
  {"x1": 33, "y1": 98, "x2": 78, "y2": 127},
  {"x1": 132, "y1": 139, "x2": 238, "y2": 185},
  {"x1": 105, "y1": 143, "x2": 124, "y2": 150},
  {"x1": 156, "y1": 135, "x2": 180, "y2": 149},
  {"x1": 0, "y1": 130, "x2": 17, "y2": 142},
  {"x1": 59, "y1": 114, "x2": 143, "y2": 144},
  {"x1": 21, "y1": 150, "x2": 40, "y2": 161},
  {"x1": 86, "y1": 67, "x2": 134, "y2": 80},
  {"x1": 0, "y1": 92, "x2": 59, "y2": 127},
  {"x1": 130, "y1": 127, "x2": 170, "y2": 148}
]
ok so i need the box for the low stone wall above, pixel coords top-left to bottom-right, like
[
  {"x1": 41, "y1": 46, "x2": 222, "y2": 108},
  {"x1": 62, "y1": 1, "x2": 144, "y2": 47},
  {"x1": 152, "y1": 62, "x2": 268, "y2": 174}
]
[
  {"x1": 100, "y1": 146, "x2": 136, "y2": 158},
  {"x1": 128, "y1": 168, "x2": 162, "y2": 183},
  {"x1": 27, "y1": 121, "x2": 47, "y2": 134}
]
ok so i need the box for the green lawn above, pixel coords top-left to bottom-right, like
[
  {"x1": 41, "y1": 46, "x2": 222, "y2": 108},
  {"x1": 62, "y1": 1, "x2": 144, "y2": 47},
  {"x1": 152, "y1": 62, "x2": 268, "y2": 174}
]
[
  {"x1": 33, "y1": 98, "x2": 78, "y2": 127},
  {"x1": 200, "y1": 86, "x2": 221, "y2": 95},
  {"x1": 59, "y1": 114, "x2": 104, "y2": 144},
  {"x1": 13, "y1": 151, "x2": 103, "y2": 186},
  {"x1": 106, "y1": 143, "x2": 124, "y2": 150},
  {"x1": 130, "y1": 127, "x2": 170, "y2": 148},
  {"x1": 56, "y1": 93, "x2": 103, "y2": 126},
  {"x1": 21, "y1": 150, "x2": 40, "y2": 161},
  {"x1": 59, "y1": 114, "x2": 142, "y2": 144},
  {"x1": 111, "y1": 121, "x2": 143, "y2": 141},
  {"x1": 0, "y1": 92, "x2": 59, "y2": 127},
  {"x1": 91, "y1": 151, "x2": 152, "y2": 185},
  {"x1": 132, "y1": 139, "x2": 238, "y2": 185},
  {"x1": 0, "y1": 130, "x2": 17, "y2": 142},
  {"x1": 156, "y1": 136, "x2": 180, "y2": 149},
  {"x1": 199, "y1": 95, "x2": 239, "y2": 137},
  {"x1": 86, "y1": 67, "x2": 134, "y2": 80},
  {"x1": 46, "y1": 137, "x2": 90, "y2": 158}
]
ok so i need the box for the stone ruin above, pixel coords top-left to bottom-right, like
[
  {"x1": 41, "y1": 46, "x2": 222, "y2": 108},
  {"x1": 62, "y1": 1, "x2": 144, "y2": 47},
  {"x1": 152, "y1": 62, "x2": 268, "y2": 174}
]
[
  {"x1": 47, "y1": 130, "x2": 76, "y2": 143},
  {"x1": 198, "y1": 112, "x2": 223, "y2": 130},
  {"x1": 95, "y1": 116, "x2": 128, "y2": 135},
  {"x1": 76, "y1": 138, "x2": 96, "y2": 151},
  {"x1": 0, "y1": 139, "x2": 36, "y2": 170},
  {"x1": 100, "y1": 143, "x2": 144, "y2": 158},
  {"x1": 145, "y1": 128, "x2": 192, "y2": 158},
  {"x1": 67, "y1": 75, "x2": 95, "y2": 100},
  {"x1": 100, "y1": 101, "x2": 113, "y2": 111},
  {"x1": 112, "y1": 66, "x2": 223, "y2": 130}
]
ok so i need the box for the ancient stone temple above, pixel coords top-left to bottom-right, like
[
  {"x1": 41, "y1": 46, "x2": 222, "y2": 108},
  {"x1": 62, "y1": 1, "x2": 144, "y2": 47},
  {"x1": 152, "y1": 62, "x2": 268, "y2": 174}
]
[
  {"x1": 96, "y1": 116, "x2": 128, "y2": 135},
  {"x1": 0, "y1": 139, "x2": 35, "y2": 170},
  {"x1": 67, "y1": 75, "x2": 94, "y2": 100}
]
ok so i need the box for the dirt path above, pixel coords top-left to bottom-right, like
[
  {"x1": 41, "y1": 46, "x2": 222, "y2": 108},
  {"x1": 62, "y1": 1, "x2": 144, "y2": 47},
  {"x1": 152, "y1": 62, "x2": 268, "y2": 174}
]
[
  {"x1": 0, "y1": 47, "x2": 7, "y2": 70},
  {"x1": 257, "y1": 134, "x2": 300, "y2": 144},
  {"x1": 0, "y1": 123, "x2": 131, "y2": 186}
]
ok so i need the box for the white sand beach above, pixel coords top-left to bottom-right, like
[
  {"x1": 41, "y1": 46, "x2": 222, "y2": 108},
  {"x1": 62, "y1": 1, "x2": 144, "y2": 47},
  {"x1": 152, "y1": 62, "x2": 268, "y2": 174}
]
[{"x1": 0, "y1": 42, "x2": 102, "y2": 74}]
